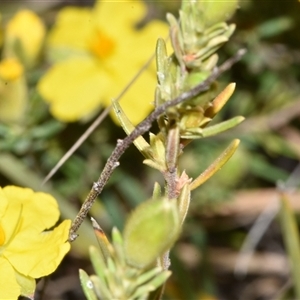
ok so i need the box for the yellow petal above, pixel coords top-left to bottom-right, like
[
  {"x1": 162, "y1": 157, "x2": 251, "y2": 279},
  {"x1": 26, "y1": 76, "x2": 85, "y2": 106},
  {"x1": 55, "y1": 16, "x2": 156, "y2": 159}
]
[
  {"x1": 4, "y1": 220, "x2": 71, "y2": 278},
  {"x1": 119, "y1": 20, "x2": 169, "y2": 67},
  {"x1": 0, "y1": 57, "x2": 23, "y2": 81},
  {"x1": 47, "y1": 7, "x2": 94, "y2": 59},
  {"x1": 4, "y1": 10, "x2": 45, "y2": 68},
  {"x1": 15, "y1": 271, "x2": 36, "y2": 299},
  {"x1": 101, "y1": 20, "x2": 168, "y2": 125},
  {"x1": 0, "y1": 58, "x2": 28, "y2": 123},
  {"x1": 38, "y1": 57, "x2": 110, "y2": 121},
  {"x1": 0, "y1": 257, "x2": 21, "y2": 299},
  {"x1": 0, "y1": 186, "x2": 60, "y2": 242},
  {"x1": 110, "y1": 69, "x2": 156, "y2": 125},
  {"x1": 110, "y1": 20, "x2": 169, "y2": 124},
  {"x1": 39, "y1": 0, "x2": 169, "y2": 125},
  {"x1": 0, "y1": 187, "x2": 24, "y2": 244},
  {"x1": 94, "y1": 0, "x2": 146, "y2": 34}
]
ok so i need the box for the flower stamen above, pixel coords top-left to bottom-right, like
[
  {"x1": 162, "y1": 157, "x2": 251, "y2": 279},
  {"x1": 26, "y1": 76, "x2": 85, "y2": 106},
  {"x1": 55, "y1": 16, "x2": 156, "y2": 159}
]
[{"x1": 89, "y1": 29, "x2": 115, "y2": 59}]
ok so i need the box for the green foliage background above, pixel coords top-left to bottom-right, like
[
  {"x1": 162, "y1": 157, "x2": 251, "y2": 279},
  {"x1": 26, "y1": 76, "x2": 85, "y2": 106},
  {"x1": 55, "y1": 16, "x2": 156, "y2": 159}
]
[{"x1": 1, "y1": 0, "x2": 300, "y2": 299}]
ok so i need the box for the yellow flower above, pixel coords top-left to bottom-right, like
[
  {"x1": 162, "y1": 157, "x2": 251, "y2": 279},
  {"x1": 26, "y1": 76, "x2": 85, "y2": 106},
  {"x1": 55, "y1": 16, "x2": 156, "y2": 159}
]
[
  {"x1": 0, "y1": 57, "x2": 23, "y2": 81},
  {"x1": 0, "y1": 9, "x2": 45, "y2": 123},
  {"x1": 0, "y1": 57, "x2": 27, "y2": 123},
  {"x1": 3, "y1": 10, "x2": 46, "y2": 69},
  {"x1": 0, "y1": 186, "x2": 71, "y2": 299},
  {"x1": 38, "y1": 0, "x2": 168, "y2": 124}
]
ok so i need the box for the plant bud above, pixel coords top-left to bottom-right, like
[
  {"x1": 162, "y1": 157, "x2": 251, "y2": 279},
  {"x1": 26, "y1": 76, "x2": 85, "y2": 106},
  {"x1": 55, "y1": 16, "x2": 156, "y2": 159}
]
[
  {"x1": 123, "y1": 197, "x2": 180, "y2": 268},
  {"x1": 196, "y1": 0, "x2": 238, "y2": 28}
]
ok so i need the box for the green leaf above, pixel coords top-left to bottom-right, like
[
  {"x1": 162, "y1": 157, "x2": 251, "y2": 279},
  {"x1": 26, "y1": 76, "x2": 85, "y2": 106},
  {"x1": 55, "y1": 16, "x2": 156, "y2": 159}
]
[
  {"x1": 79, "y1": 269, "x2": 98, "y2": 300},
  {"x1": 177, "y1": 183, "x2": 191, "y2": 224},
  {"x1": 201, "y1": 116, "x2": 245, "y2": 138},
  {"x1": 257, "y1": 16, "x2": 294, "y2": 39},
  {"x1": 205, "y1": 83, "x2": 236, "y2": 118},
  {"x1": 89, "y1": 246, "x2": 107, "y2": 281},
  {"x1": 131, "y1": 270, "x2": 171, "y2": 299},
  {"x1": 155, "y1": 38, "x2": 168, "y2": 85},
  {"x1": 112, "y1": 227, "x2": 125, "y2": 266},
  {"x1": 91, "y1": 218, "x2": 111, "y2": 262},
  {"x1": 112, "y1": 100, "x2": 150, "y2": 157},
  {"x1": 90, "y1": 274, "x2": 112, "y2": 300},
  {"x1": 136, "y1": 267, "x2": 163, "y2": 286},
  {"x1": 143, "y1": 159, "x2": 165, "y2": 172},
  {"x1": 152, "y1": 182, "x2": 162, "y2": 200},
  {"x1": 249, "y1": 154, "x2": 289, "y2": 183},
  {"x1": 279, "y1": 192, "x2": 300, "y2": 298},
  {"x1": 190, "y1": 139, "x2": 240, "y2": 190}
]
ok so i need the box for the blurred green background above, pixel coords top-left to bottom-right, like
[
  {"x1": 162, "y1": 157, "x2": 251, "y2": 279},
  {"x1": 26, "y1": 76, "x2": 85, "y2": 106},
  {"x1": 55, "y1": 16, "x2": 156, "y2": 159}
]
[{"x1": 1, "y1": 0, "x2": 300, "y2": 299}]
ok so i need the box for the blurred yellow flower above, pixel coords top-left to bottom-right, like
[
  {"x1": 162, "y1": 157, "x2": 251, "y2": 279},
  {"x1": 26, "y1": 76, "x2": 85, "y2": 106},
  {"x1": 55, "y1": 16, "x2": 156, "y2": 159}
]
[
  {"x1": 0, "y1": 57, "x2": 27, "y2": 123},
  {"x1": 38, "y1": 0, "x2": 168, "y2": 124},
  {"x1": 3, "y1": 9, "x2": 46, "y2": 68},
  {"x1": 0, "y1": 9, "x2": 45, "y2": 123},
  {"x1": 0, "y1": 57, "x2": 23, "y2": 80},
  {"x1": 0, "y1": 186, "x2": 71, "y2": 299}
]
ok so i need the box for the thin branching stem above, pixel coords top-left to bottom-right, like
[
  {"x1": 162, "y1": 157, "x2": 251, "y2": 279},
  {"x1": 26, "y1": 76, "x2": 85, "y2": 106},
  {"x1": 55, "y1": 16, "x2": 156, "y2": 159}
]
[{"x1": 69, "y1": 49, "x2": 246, "y2": 241}]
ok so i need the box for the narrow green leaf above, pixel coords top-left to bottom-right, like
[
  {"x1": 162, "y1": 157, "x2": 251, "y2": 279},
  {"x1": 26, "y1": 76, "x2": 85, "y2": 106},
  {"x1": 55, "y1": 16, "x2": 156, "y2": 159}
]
[
  {"x1": 112, "y1": 100, "x2": 150, "y2": 157},
  {"x1": 143, "y1": 159, "x2": 165, "y2": 172},
  {"x1": 177, "y1": 183, "x2": 191, "y2": 224},
  {"x1": 112, "y1": 227, "x2": 123, "y2": 247},
  {"x1": 205, "y1": 83, "x2": 236, "y2": 118},
  {"x1": 204, "y1": 22, "x2": 230, "y2": 38},
  {"x1": 156, "y1": 38, "x2": 168, "y2": 84},
  {"x1": 112, "y1": 227, "x2": 125, "y2": 266},
  {"x1": 91, "y1": 218, "x2": 111, "y2": 262},
  {"x1": 257, "y1": 17, "x2": 294, "y2": 39},
  {"x1": 116, "y1": 171, "x2": 147, "y2": 206},
  {"x1": 107, "y1": 256, "x2": 117, "y2": 274},
  {"x1": 105, "y1": 257, "x2": 118, "y2": 293},
  {"x1": 152, "y1": 182, "x2": 162, "y2": 200},
  {"x1": 190, "y1": 139, "x2": 240, "y2": 190},
  {"x1": 131, "y1": 270, "x2": 171, "y2": 299},
  {"x1": 145, "y1": 270, "x2": 171, "y2": 293},
  {"x1": 201, "y1": 116, "x2": 245, "y2": 137},
  {"x1": 89, "y1": 246, "x2": 106, "y2": 281},
  {"x1": 279, "y1": 192, "x2": 300, "y2": 298},
  {"x1": 135, "y1": 267, "x2": 162, "y2": 286},
  {"x1": 90, "y1": 275, "x2": 112, "y2": 300},
  {"x1": 166, "y1": 13, "x2": 184, "y2": 69},
  {"x1": 79, "y1": 269, "x2": 98, "y2": 300},
  {"x1": 150, "y1": 133, "x2": 166, "y2": 163}
]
